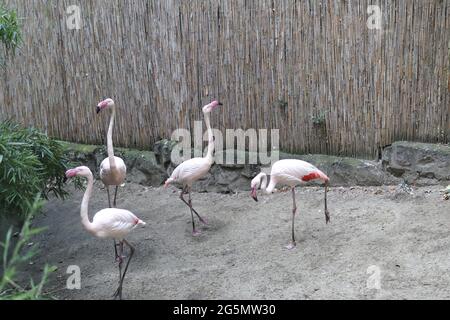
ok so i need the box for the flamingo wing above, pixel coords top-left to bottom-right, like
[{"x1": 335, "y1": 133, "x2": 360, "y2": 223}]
[
  {"x1": 99, "y1": 156, "x2": 127, "y2": 185},
  {"x1": 169, "y1": 157, "x2": 211, "y2": 185},
  {"x1": 92, "y1": 208, "x2": 141, "y2": 239},
  {"x1": 272, "y1": 159, "x2": 323, "y2": 185}
]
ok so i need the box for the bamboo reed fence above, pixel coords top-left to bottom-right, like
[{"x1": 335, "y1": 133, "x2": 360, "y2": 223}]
[{"x1": 1, "y1": 0, "x2": 449, "y2": 158}]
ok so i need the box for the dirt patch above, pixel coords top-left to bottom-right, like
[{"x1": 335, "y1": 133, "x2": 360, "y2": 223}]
[{"x1": 21, "y1": 182, "x2": 450, "y2": 299}]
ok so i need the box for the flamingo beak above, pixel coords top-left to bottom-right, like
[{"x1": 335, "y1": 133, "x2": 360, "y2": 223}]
[
  {"x1": 65, "y1": 169, "x2": 78, "y2": 179},
  {"x1": 218, "y1": 102, "x2": 223, "y2": 106},
  {"x1": 251, "y1": 187, "x2": 258, "y2": 202},
  {"x1": 96, "y1": 101, "x2": 108, "y2": 114}
]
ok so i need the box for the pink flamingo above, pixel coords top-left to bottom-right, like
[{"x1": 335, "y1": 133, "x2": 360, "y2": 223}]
[
  {"x1": 250, "y1": 159, "x2": 330, "y2": 249},
  {"x1": 164, "y1": 100, "x2": 222, "y2": 236},
  {"x1": 65, "y1": 166, "x2": 145, "y2": 300},
  {"x1": 96, "y1": 98, "x2": 127, "y2": 208}
]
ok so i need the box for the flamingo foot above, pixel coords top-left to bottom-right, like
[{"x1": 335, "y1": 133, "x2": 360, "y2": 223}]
[
  {"x1": 199, "y1": 217, "x2": 208, "y2": 225},
  {"x1": 112, "y1": 285, "x2": 123, "y2": 300},
  {"x1": 285, "y1": 242, "x2": 296, "y2": 250},
  {"x1": 192, "y1": 230, "x2": 202, "y2": 237},
  {"x1": 325, "y1": 210, "x2": 331, "y2": 224}
]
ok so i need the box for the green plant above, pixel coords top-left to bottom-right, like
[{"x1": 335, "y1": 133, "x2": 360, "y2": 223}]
[
  {"x1": 0, "y1": 2, "x2": 22, "y2": 66},
  {"x1": 0, "y1": 196, "x2": 56, "y2": 300},
  {"x1": 276, "y1": 99, "x2": 288, "y2": 109},
  {"x1": 311, "y1": 111, "x2": 327, "y2": 127},
  {"x1": 0, "y1": 121, "x2": 74, "y2": 217}
]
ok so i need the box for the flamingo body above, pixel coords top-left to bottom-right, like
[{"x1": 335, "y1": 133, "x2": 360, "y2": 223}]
[
  {"x1": 90, "y1": 208, "x2": 145, "y2": 240},
  {"x1": 166, "y1": 157, "x2": 211, "y2": 187},
  {"x1": 251, "y1": 159, "x2": 330, "y2": 249},
  {"x1": 165, "y1": 100, "x2": 222, "y2": 236},
  {"x1": 65, "y1": 166, "x2": 145, "y2": 299},
  {"x1": 100, "y1": 156, "x2": 127, "y2": 186},
  {"x1": 96, "y1": 98, "x2": 127, "y2": 207},
  {"x1": 269, "y1": 159, "x2": 329, "y2": 187}
]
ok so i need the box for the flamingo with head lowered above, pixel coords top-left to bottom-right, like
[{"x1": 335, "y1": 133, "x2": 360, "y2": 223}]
[
  {"x1": 251, "y1": 159, "x2": 330, "y2": 249},
  {"x1": 65, "y1": 166, "x2": 145, "y2": 300},
  {"x1": 164, "y1": 100, "x2": 222, "y2": 236},
  {"x1": 96, "y1": 98, "x2": 127, "y2": 208}
]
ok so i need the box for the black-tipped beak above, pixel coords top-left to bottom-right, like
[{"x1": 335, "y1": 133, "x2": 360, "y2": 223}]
[
  {"x1": 63, "y1": 175, "x2": 68, "y2": 183},
  {"x1": 251, "y1": 187, "x2": 258, "y2": 202},
  {"x1": 96, "y1": 106, "x2": 101, "y2": 114},
  {"x1": 218, "y1": 102, "x2": 223, "y2": 106}
]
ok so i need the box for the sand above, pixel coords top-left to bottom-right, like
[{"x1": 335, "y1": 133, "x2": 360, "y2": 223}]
[{"x1": 21, "y1": 181, "x2": 450, "y2": 299}]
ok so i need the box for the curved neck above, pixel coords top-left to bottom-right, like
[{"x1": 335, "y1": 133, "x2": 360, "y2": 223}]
[
  {"x1": 259, "y1": 173, "x2": 276, "y2": 194},
  {"x1": 80, "y1": 173, "x2": 95, "y2": 234},
  {"x1": 259, "y1": 173, "x2": 268, "y2": 191},
  {"x1": 204, "y1": 112, "x2": 214, "y2": 164},
  {"x1": 266, "y1": 179, "x2": 277, "y2": 194},
  {"x1": 107, "y1": 106, "x2": 117, "y2": 170}
]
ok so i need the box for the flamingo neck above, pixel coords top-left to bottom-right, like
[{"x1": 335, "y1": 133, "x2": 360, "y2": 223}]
[
  {"x1": 80, "y1": 172, "x2": 95, "y2": 234},
  {"x1": 257, "y1": 173, "x2": 276, "y2": 194},
  {"x1": 265, "y1": 178, "x2": 277, "y2": 194},
  {"x1": 259, "y1": 173, "x2": 268, "y2": 191},
  {"x1": 204, "y1": 112, "x2": 214, "y2": 164},
  {"x1": 107, "y1": 106, "x2": 117, "y2": 170}
]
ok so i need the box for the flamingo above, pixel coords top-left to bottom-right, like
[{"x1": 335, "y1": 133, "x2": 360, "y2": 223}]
[
  {"x1": 250, "y1": 159, "x2": 330, "y2": 249},
  {"x1": 164, "y1": 100, "x2": 222, "y2": 236},
  {"x1": 96, "y1": 98, "x2": 127, "y2": 208},
  {"x1": 65, "y1": 166, "x2": 145, "y2": 300}
]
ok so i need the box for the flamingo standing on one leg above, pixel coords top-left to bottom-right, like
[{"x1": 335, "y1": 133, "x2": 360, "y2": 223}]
[
  {"x1": 250, "y1": 159, "x2": 330, "y2": 249},
  {"x1": 65, "y1": 166, "x2": 145, "y2": 300},
  {"x1": 164, "y1": 100, "x2": 222, "y2": 236},
  {"x1": 96, "y1": 98, "x2": 127, "y2": 208}
]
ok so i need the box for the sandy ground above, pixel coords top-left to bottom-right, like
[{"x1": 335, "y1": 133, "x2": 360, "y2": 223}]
[{"x1": 21, "y1": 181, "x2": 450, "y2": 300}]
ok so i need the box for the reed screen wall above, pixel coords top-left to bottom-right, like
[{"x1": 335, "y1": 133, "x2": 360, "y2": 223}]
[{"x1": 1, "y1": 0, "x2": 449, "y2": 158}]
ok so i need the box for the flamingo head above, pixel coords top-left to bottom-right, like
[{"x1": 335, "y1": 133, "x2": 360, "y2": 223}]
[
  {"x1": 250, "y1": 177, "x2": 260, "y2": 202},
  {"x1": 65, "y1": 166, "x2": 92, "y2": 179},
  {"x1": 164, "y1": 178, "x2": 173, "y2": 188},
  {"x1": 96, "y1": 98, "x2": 115, "y2": 114},
  {"x1": 202, "y1": 100, "x2": 222, "y2": 113}
]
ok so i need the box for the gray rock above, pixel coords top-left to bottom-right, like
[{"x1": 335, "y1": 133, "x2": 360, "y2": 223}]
[
  {"x1": 122, "y1": 149, "x2": 168, "y2": 186},
  {"x1": 382, "y1": 141, "x2": 450, "y2": 183},
  {"x1": 153, "y1": 139, "x2": 178, "y2": 168},
  {"x1": 62, "y1": 140, "x2": 449, "y2": 192}
]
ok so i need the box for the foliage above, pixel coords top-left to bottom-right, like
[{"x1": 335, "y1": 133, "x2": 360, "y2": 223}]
[
  {"x1": 276, "y1": 99, "x2": 288, "y2": 109},
  {"x1": 311, "y1": 111, "x2": 327, "y2": 127},
  {"x1": 0, "y1": 121, "x2": 75, "y2": 217},
  {"x1": 0, "y1": 196, "x2": 56, "y2": 300},
  {"x1": 0, "y1": 2, "x2": 22, "y2": 66}
]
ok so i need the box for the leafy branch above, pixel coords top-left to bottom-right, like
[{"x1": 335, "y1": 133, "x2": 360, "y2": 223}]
[{"x1": 0, "y1": 196, "x2": 56, "y2": 300}]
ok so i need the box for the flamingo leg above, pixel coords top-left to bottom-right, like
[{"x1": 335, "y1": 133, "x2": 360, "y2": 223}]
[
  {"x1": 112, "y1": 241, "x2": 124, "y2": 299},
  {"x1": 179, "y1": 188, "x2": 208, "y2": 225},
  {"x1": 286, "y1": 187, "x2": 297, "y2": 250},
  {"x1": 118, "y1": 241, "x2": 123, "y2": 279},
  {"x1": 114, "y1": 240, "x2": 118, "y2": 261},
  {"x1": 114, "y1": 240, "x2": 125, "y2": 262},
  {"x1": 106, "y1": 185, "x2": 112, "y2": 208},
  {"x1": 113, "y1": 186, "x2": 119, "y2": 207},
  {"x1": 324, "y1": 182, "x2": 330, "y2": 223},
  {"x1": 188, "y1": 191, "x2": 200, "y2": 236},
  {"x1": 113, "y1": 239, "x2": 134, "y2": 300}
]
